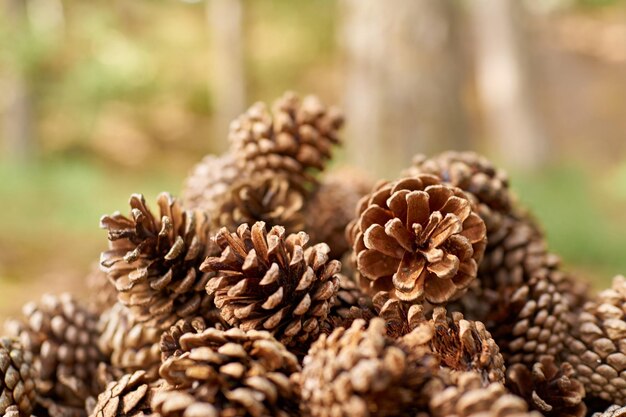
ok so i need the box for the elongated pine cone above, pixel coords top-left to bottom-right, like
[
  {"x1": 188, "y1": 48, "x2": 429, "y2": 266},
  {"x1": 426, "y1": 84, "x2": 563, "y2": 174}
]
[
  {"x1": 347, "y1": 175, "x2": 487, "y2": 304},
  {"x1": 5, "y1": 294, "x2": 104, "y2": 408},
  {"x1": 156, "y1": 327, "x2": 300, "y2": 417},
  {"x1": 202, "y1": 222, "x2": 340, "y2": 349},
  {"x1": 567, "y1": 275, "x2": 626, "y2": 405},
  {"x1": 300, "y1": 318, "x2": 437, "y2": 417},
  {"x1": 100, "y1": 193, "x2": 215, "y2": 327},
  {"x1": 0, "y1": 338, "x2": 36, "y2": 416},
  {"x1": 182, "y1": 152, "x2": 239, "y2": 214},
  {"x1": 593, "y1": 405, "x2": 626, "y2": 417},
  {"x1": 507, "y1": 356, "x2": 586, "y2": 417},
  {"x1": 97, "y1": 303, "x2": 162, "y2": 381},
  {"x1": 89, "y1": 370, "x2": 160, "y2": 417},
  {"x1": 229, "y1": 92, "x2": 344, "y2": 187}
]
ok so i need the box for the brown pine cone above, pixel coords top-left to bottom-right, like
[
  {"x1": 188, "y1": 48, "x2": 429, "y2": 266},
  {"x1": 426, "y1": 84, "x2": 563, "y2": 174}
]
[
  {"x1": 159, "y1": 314, "x2": 229, "y2": 362},
  {"x1": 322, "y1": 274, "x2": 376, "y2": 333},
  {"x1": 566, "y1": 275, "x2": 626, "y2": 405},
  {"x1": 181, "y1": 152, "x2": 239, "y2": 214},
  {"x1": 593, "y1": 405, "x2": 626, "y2": 417},
  {"x1": 5, "y1": 294, "x2": 104, "y2": 408},
  {"x1": 347, "y1": 175, "x2": 487, "y2": 304},
  {"x1": 0, "y1": 338, "x2": 37, "y2": 416},
  {"x1": 97, "y1": 303, "x2": 162, "y2": 381},
  {"x1": 213, "y1": 173, "x2": 306, "y2": 234},
  {"x1": 305, "y1": 169, "x2": 373, "y2": 259},
  {"x1": 86, "y1": 265, "x2": 118, "y2": 315},
  {"x1": 507, "y1": 356, "x2": 586, "y2": 417},
  {"x1": 300, "y1": 318, "x2": 437, "y2": 417},
  {"x1": 89, "y1": 370, "x2": 161, "y2": 417},
  {"x1": 229, "y1": 91, "x2": 344, "y2": 186},
  {"x1": 100, "y1": 192, "x2": 215, "y2": 327},
  {"x1": 202, "y1": 222, "x2": 340, "y2": 349},
  {"x1": 156, "y1": 327, "x2": 300, "y2": 417}
]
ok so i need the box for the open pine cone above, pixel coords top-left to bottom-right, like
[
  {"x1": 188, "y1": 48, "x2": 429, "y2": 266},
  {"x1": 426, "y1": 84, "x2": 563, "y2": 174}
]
[
  {"x1": 202, "y1": 222, "x2": 340, "y2": 349},
  {"x1": 347, "y1": 174, "x2": 487, "y2": 304},
  {"x1": 0, "y1": 338, "x2": 37, "y2": 416},
  {"x1": 89, "y1": 370, "x2": 161, "y2": 417},
  {"x1": 182, "y1": 152, "x2": 239, "y2": 214},
  {"x1": 100, "y1": 193, "x2": 215, "y2": 327},
  {"x1": 156, "y1": 327, "x2": 300, "y2": 417},
  {"x1": 86, "y1": 265, "x2": 118, "y2": 315}
]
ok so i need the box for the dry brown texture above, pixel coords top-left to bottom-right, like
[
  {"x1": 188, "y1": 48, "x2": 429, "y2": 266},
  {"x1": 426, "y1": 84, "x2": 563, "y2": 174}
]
[
  {"x1": 322, "y1": 274, "x2": 376, "y2": 334},
  {"x1": 593, "y1": 405, "x2": 626, "y2": 417},
  {"x1": 300, "y1": 318, "x2": 437, "y2": 417},
  {"x1": 202, "y1": 222, "x2": 340, "y2": 349},
  {"x1": 4, "y1": 294, "x2": 104, "y2": 409},
  {"x1": 0, "y1": 338, "x2": 37, "y2": 416},
  {"x1": 89, "y1": 370, "x2": 160, "y2": 417},
  {"x1": 159, "y1": 314, "x2": 228, "y2": 362},
  {"x1": 507, "y1": 356, "x2": 586, "y2": 417},
  {"x1": 567, "y1": 275, "x2": 626, "y2": 405},
  {"x1": 100, "y1": 193, "x2": 215, "y2": 328},
  {"x1": 86, "y1": 266, "x2": 118, "y2": 315},
  {"x1": 156, "y1": 327, "x2": 300, "y2": 417},
  {"x1": 347, "y1": 174, "x2": 487, "y2": 305}
]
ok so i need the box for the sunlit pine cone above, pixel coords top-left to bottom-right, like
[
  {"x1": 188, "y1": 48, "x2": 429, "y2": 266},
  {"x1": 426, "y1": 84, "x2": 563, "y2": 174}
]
[
  {"x1": 89, "y1": 370, "x2": 161, "y2": 417},
  {"x1": 300, "y1": 318, "x2": 438, "y2": 417},
  {"x1": 347, "y1": 174, "x2": 487, "y2": 304},
  {"x1": 214, "y1": 173, "x2": 306, "y2": 234},
  {"x1": 593, "y1": 405, "x2": 626, "y2": 417},
  {"x1": 86, "y1": 265, "x2": 118, "y2": 315},
  {"x1": 566, "y1": 275, "x2": 626, "y2": 405},
  {"x1": 305, "y1": 169, "x2": 373, "y2": 259},
  {"x1": 0, "y1": 338, "x2": 37, "y2": 416},
  {"x1": 100, "y1": 193, "x2": 215, "y2": 327},
  {"x1": 156, "y1": 327, "x2": 300, "y2": 417},
  {"x1": 202, "y1": 222, "x2": 340, "y2": 349},
  {"x1": 507, "y1": 356, "x2": 586, "y2": 417},
  {"x1": 4, "y1": 294, "x2": 104, "y2": 408},
  {"x1": 181, "y1": 152, "x2": 239, "y2": 214}
]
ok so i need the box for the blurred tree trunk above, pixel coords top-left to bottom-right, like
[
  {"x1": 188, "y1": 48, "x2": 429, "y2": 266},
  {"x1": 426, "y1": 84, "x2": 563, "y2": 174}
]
[
  {"x1": 340, "y1": 0, "x2": 470, "y2": 178},
  {"x1": 207, "y1": 0, "x2": 246, "y2": 148},
  {"x1": 467, "y1": 0, "x2": 548, "y2": 170},
  {"x1": 2, "y1": 0, "x2": 35, "y2": 162}
]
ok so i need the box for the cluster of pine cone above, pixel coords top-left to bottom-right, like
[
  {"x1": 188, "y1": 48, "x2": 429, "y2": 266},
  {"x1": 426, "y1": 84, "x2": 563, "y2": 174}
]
[{"x1": 2, "y1": 91, "x2": 626, "y2": 417}]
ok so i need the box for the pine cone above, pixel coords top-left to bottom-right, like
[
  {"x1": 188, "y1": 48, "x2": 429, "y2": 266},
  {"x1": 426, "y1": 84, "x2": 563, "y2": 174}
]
[
  {"x1": 593, "y1": 405, "x2": 626, "y2": 417},
  {"x1": 300, "y1": 318, "x2": 437, "y2": 417},
  {"x1": 0, "y1": 338, "x2": 37, "y2": 416},
  {"x1": 507, "y1": 356, "x2": 586, "y2": 417},
  {"x1": 86, "y1": 265, "x2": 118, "y2": 314},
  {"x1": 347, "y1": 175, "x2": 487, "y2": 304},
  {"x1": 202, "y1": 222, "x2": 340, "y2": 349},
  {"x1": 322, "y1": 274, "x2": 376, "y2": 333},
  {"x1": 89, "y1": 370, "x2": 160, "y2": 417},
  {"x1": 100, "y1": 192, "x2": 215, "y2": 327},
  {"x1": 5, "y1": 294, "x2": 104, "y2": 408},
  {"x1": 214, "y1": 173, "x2": 306, "y2": 234},
  {"x1": 159, "y1": 314, "x2": 228, "y2": 361},
  {"x1": 156, "y1": 327, "x2": 300, "y2": 417},
  {"x1": 567, "y1": 275, "x2": 626, "y2": 404},
  {"x1": 305, "y1": 169, "x2": 373, "y2": 259},
  {"x1": 97, "y1": 303, "x2": 162, "y2": 381},
  {"x1": 182, "y1": 152, "x2": 239, "y2": 214},
  {"x1": 229, "y1": 92, "x2": 344, "y2": 186}
]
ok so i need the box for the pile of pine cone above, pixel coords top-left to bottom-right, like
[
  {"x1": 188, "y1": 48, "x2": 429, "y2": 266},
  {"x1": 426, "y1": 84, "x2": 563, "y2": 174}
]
[{"x1": 3, "y1": 91, "x2": 626, "y2": 417}]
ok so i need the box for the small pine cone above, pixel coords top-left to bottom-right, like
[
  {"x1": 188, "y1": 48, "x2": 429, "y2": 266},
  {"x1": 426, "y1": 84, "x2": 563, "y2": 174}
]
[
  {"x1": 214, "y1": 173, "x2": 306, "y2": 234},
  {"x1": 300, "y1": 318, "x2": 437, "y2": 417},
  {"x1": 229, "y1": 91, "x2": 344, "y2": 184},
  {"x1": 97, "y1": 303, "x2": 162, "y2": 381},
  {"x1": 593, "y1": 405, "x2": 626, "y2": 417},
  {"x1": 405, "y1": 151, "x2": 512, "y2": 213},
  {"x1": 507, "y1": 356, "x2": 586, "y2": 417},
  {"x1": 323, "y1": 275, "x2": 376, "y2": 333},
  {"x1": 5, "y1": 294, "x2": 104, "y2": 408},
  {"x1": 156, "y1": 327, "x2": 300, "y2": 417},
  {"x1": 100, "y1": 193, "x2": 215, "y2": 327},
  {"x1": 86, "y1": 265, "x2": 118, "y2": 314},
  {"x1": 347, "y1": 175, "x2": 487, "y2": 304},
  {"x1": 566, "y1": 275, "x2": 626, "y2": 405},
  {"x1": 89, "y1": 370, "x2": 161, "y2": 417},
  {"x1": 305, "y1": 169, "x2": 373, "y2": 259},
  {"x1": 181, "y1": 152, "x2": 239, "y2": 214},
  {"x1": 426, "y1": 371, "x2": 541, "y2": 417},
  {"x1": 0, "y1": 338, "x2": 37, "y2": 416},
  {"x1": 202, "y1": 222, "x2": 340, "y2": 349}
]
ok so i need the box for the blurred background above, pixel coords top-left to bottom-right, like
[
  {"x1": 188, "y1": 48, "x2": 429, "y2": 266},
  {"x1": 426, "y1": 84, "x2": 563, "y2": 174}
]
[{"x1": 1, "y1": 0, "x2": 625, "y2": 321}]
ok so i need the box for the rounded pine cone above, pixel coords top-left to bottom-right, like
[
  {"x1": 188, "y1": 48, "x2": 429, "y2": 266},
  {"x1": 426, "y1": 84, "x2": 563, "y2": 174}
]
[
  {"x1": 89, "y1": 370, "x2": 160, "y2": 417},
  {"x1": 4, "y1": 294, "x2": 104, "y2": 408},
  {"x1": 100, "y1": 193, "x2": 215, "y2": 327},
  {"x1": 567, "y1": 275, "x2": 626, "y2": 405},
  {"x1": 156, "y1": 327, "x2": 300, "y2": 417},
  {"x1": 507, "y1": 356, "x2": 586, "y2": 417},
  {"x1": 300, "y1": 318, "x2": 437, "y2": 417},
  {"x1": 0, "y1": 338, "x2": 36, "y2": 416},
  {"x1": 347, "y1": 175, "x2": 487, "y2": 304},
  {"x1": 202, "y1": 222, "x2": 340, "y2": 349},
  {"x1": 159, "y1": 315, "x2": 228, "y2": 361},
  {"x1": 181, "y1": 152, "x2": 239, "y2": 214}
]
